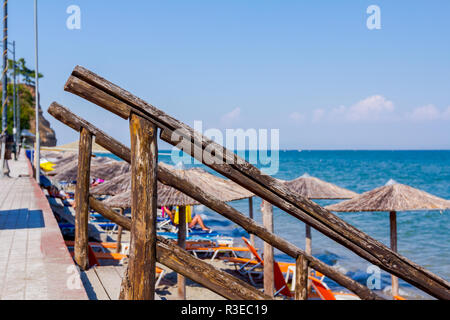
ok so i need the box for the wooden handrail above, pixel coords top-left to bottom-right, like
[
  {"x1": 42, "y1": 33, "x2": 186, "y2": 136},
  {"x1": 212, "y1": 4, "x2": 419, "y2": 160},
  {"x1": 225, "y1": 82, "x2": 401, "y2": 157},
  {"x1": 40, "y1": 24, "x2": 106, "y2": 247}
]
[
  {"x1": 61, "y1": 66, "x2": 449, "y2": 299},
  {"x1": 49, "y1": 102, "x2": 381, "y2": 300}
]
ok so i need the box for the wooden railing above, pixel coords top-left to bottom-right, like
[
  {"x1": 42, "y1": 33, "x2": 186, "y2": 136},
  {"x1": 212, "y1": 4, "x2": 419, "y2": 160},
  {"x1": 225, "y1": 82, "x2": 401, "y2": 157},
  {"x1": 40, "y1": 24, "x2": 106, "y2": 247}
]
[
  {"x1": 47, "y1": 65, "x2": 450, "y2": 300},
  {"x1": 49, "y1": 102, "x2": 379, "y2": 300}
]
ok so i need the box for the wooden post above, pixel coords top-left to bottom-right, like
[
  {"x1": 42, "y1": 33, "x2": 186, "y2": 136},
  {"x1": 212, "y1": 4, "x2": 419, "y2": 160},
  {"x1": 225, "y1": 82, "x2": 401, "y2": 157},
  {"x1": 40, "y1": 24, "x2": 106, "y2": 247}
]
[
  {"x1": 390, "y1": 211, "x2": 399, "y2": 297},
  {"x1": 295, "y1": 255, "x2": 308, "y2": 300},
  {"x1": 115, "y1": 208, "x2": 124, "y2": 253},
  {"x1": 177, "y1": 206, "x2": 187, "y2": 300},
  {"x1": 248, "y1": 197, "x2": 255, "y2": 247},
  {"x1": 261, "y1": 200, "x2": 274, "y2": 297},
  {"x1": 305, "y1": 224, "x2": 312, "y2": 292},
  {"x1": 305, "y1": 224, "x2": 312, "y2": 255},
  {"x1": 121, "y1": 113, "x2": 158, "y2": 300},
  {"x1": 74, "y1": 127, "x2": 92, "y2": 270}
]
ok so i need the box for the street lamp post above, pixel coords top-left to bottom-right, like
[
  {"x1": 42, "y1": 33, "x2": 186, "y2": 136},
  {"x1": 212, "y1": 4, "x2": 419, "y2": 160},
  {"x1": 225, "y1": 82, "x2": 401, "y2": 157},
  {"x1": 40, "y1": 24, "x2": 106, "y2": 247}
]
[
  {"x1": 16, "y1": 71, "x2": 20, "y2": 151},
  {"x1": 12, "y1": 40, "x2": 16, "y2": 158},
  {"x1": 34, "y1": 0, "x2": 40, "y2": 184},
  {"x1": 1, "y1": 0, "x2": 8, "y2": 178},
  {"x1": 0, "y1": 42, "x2": 19, "y2": 158}
]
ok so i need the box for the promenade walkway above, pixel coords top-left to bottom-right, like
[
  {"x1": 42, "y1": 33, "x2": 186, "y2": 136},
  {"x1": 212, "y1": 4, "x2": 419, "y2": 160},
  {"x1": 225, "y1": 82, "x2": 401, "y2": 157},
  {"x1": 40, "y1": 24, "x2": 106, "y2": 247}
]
[{"x1": 0, "y1": 152, "x2": 87, "y2": 300}]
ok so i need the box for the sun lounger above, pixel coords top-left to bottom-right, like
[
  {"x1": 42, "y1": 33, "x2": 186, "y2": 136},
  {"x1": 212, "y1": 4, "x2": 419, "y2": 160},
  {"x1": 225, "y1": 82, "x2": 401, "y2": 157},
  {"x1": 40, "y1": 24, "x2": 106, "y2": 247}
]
[
  {"x1": 308, "y1": 276, "x2": 360, "y2": 300},
  {"x1": 190, "y1": 245, "x2": 251, "y2": 261},
  {"x1": 238, "y1": 237, "x2": 294, "y2": 297}
]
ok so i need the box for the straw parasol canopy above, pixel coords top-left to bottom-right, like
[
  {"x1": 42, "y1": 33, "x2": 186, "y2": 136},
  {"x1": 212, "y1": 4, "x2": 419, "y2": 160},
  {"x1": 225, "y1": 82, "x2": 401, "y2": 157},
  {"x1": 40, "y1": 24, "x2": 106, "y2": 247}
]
[
  {"x1": 281, "y1": 173, "x2": 358, "y2": 257},
  {"x1": 101, "y1": 162, "x2": 254, "y2": 208},
  {"x1": 90, "y1": 172, "x2": 131, "y2": 196},
  {"x1": 326, "y1": 179, "x2": 450, "y2": 297},
  {"x1": 42, "y1": 152, "x2": 78, "y2": 169},
  {"x1": 325, "y1": 179, "x2": 450, "y2": 212},
  {"x1": 167, "y1": 163, "x2": 254, "y2": 202},
  {"x1": 105, "y1": 183, "x2": 200, "y2": 209},
  {"x1": 42, "y1": 140, "x2": 111, "y2": 154},
  {"x1": 51, "y1": 157, "x2": 130, "y2": 182},
  {"x1": 282, "y1": 173, "x2": 358, "y2": 199}
]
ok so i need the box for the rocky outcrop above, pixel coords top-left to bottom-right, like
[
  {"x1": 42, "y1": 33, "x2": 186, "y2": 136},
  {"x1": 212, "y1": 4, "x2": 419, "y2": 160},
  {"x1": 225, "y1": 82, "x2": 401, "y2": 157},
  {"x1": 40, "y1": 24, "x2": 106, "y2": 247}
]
[
  {"x1": 22, "y1": 84, "x2": 57, "y2": 147},
  {"x1": 29, "y1": 106, "x2": 57, "y2": 147}
]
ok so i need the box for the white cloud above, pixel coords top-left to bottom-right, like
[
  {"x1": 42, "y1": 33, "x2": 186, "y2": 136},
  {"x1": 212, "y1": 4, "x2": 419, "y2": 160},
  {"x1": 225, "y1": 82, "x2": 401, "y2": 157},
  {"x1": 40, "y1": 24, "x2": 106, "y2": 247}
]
[
  {"x1": 289, "y1": 111, "x2": 305, "y2": 123},
  {"x1": 343, "y1": 95, "x2": 394, "y2": 121},
  {"x1": 313, "y1": 95, "x2": 395, "y2": 123},
  {"x1": 408, "y1": 104, "x2": 440, "y2": 121},
  {"x1": 312, "y1": 108, "x2": 325, "y2": 123},
  {"x1": 221, "y1": 107, "x2": 241, "y2": 124},
  {"x1": 443, "y1": 106, "x2": 450, "y2": 120}
]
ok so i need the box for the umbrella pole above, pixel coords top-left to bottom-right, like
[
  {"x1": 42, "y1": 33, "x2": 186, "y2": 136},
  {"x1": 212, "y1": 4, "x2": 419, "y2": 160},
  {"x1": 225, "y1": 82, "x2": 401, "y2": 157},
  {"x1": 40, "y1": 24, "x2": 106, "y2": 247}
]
[
  {"x1": 115, "y1": 208, "x2": 124, "y2": 253},
  {"x1": 390, "y1": 211, "x2": 399, "y2": 297},
  {"x1": 305, "y1": 224, "x2": 312, "y2": 255},
  {"x1": 261, "y1": 200, "x2": 274, "y2": 297},
  {"x1": 305, "y1": 224, "x2": 312, "y2": 292},
  {"x1": 177, "y1": 206, "x2": 187, "y2": 300},
  {"x1": 248, "y1": 197, "x2": 255, "y2": 247}
]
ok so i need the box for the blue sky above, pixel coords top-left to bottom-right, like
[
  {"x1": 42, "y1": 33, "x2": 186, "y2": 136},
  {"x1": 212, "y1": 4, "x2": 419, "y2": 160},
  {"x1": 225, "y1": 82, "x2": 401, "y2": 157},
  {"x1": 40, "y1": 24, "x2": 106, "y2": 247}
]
[{"x1": 8, "y1": 0, "x2": 450, "y2": 149}]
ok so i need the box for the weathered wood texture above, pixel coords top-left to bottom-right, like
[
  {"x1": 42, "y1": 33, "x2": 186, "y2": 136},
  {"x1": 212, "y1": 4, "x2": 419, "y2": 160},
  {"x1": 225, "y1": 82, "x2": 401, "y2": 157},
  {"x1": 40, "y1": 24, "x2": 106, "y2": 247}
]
[
  {"x1": 48, "y1": 102, "x2": 383, "y2": 300},
  {"x1": 262, "y1": 200, "x2": 274, "y2": 297},
  {"x1": 305, "y1": 225, "x2": 312, "y2": 255},
  {"x1": 249, "y1": 197, "x2": 255, "y2": 247},
  {"x1": 120, "y1": 114, "x2": 158, "y2": 300},
  {"x1": 295, "y1": 255, "x2": 308, "y2": 300},
  {"x1": 177, "y1": 206, "x2": 187, "y2": 300},
  {"x1": 390, "y1": 211, "x2": 399, "y2": 297},
  {"x1": 305, "y1": 224, "x2": 312, "y2": 293},
  {"x1": 74, "y1": 127, "x2": 93, "y2": 270}
]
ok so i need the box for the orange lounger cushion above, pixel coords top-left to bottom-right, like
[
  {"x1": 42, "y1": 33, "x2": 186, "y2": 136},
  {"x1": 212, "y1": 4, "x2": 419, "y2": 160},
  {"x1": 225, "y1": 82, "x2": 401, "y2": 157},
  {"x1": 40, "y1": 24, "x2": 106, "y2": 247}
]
[
  {"x1": 191, "y1": 246, "x2": 250, "y2": 252},
  {"x1": 220, "y1": 257, "x2": 260, "y2": 266},
  {"x1": 94, "y1": 252, "x2": 127, "y2": 260}
]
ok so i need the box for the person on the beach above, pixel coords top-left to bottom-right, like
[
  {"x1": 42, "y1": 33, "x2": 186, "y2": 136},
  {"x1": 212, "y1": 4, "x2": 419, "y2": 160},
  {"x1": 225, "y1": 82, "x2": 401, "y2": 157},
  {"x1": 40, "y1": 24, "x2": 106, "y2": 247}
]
[
  {"x1": 40, "y1": 175, "x2": 77, "y2": 209},
  {"x1": 91, "y1": 178, "x2": 104, "y2": 187},
  {"x1": 164, "y1": 206, "x2": 210, "y2": 231}
]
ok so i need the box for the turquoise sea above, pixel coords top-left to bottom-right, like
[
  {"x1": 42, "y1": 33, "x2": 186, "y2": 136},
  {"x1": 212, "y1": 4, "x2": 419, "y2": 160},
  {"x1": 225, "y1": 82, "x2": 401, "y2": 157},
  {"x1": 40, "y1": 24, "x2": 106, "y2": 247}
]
[{"x1": 108, "y1": 150, "x2": 450, "y2": 299}]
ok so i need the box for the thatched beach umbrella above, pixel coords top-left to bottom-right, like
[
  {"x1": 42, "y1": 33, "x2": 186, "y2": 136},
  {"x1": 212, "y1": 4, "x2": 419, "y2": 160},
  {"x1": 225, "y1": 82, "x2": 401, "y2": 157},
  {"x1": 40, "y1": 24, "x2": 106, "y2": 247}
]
[
  {"x1": 90, "y1": 172, "x2": 131, "y2": 196},
  {"x1": 51, "y1": 157, "x2": 130, "y2": 182},
  {"x1": 101, "y1": 162, "x2": 254, "y2": 206},
  {"x1": 284, "y1": 173, "x2": 359, "y2": 199},
  {"x1": 326, "y1": 179, "x2": 450, "y2": 297},
  {"x1": 282, "y1": 173, "x2": 358, "y2": 257},
  {"x1": 44, "y1": 153, "x2": 78, "y2": 175},
  {"x1": 48, "y1": 154, "x2": 112, "y2": 177},
  {"x1": 103, "y1": 177, "x2": 201, "y2": 256},
  {"x1": 105, "y1": 182, "x2": 200, "y2": 209},
  {"x1": 98, "y1": 162, "x2": 254, "y2": 257},
  {"x1": 42, "y1": 140, "x2": 111, "y2": 153}
]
